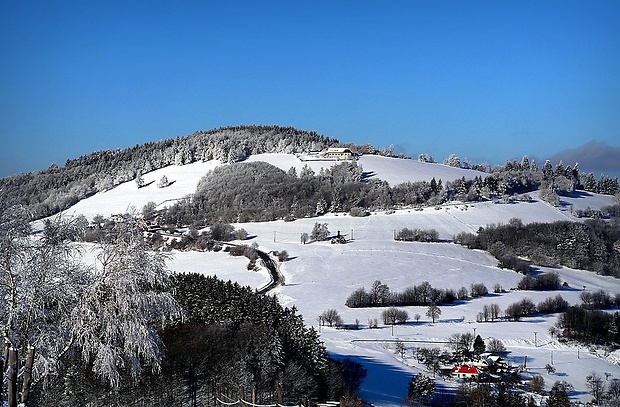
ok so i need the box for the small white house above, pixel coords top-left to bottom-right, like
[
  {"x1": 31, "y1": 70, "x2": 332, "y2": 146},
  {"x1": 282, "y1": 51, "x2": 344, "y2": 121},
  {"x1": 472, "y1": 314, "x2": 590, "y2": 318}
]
[{"x1": 324, "y1": 148, "x2": 354, "y2": 160}]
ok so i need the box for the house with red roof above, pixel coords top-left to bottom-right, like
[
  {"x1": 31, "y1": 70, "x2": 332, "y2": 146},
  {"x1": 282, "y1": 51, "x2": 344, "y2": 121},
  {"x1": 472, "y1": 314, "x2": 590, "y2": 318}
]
[{"x1": 451, "y1": 365, "x2": 479, "y2": 379}]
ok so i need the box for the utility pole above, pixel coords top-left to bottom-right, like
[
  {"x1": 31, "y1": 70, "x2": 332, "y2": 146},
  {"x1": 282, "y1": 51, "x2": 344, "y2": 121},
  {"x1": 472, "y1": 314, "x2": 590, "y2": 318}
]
[
  {"x1": 534, "y1": 331, "x2": 538, "y2": 347},
  {"x1": 551, "y1": 351, "x2": 554, "y2": 365},
  {"x1": 273, "y1": 231, "x2": 276, "y2": 243}
]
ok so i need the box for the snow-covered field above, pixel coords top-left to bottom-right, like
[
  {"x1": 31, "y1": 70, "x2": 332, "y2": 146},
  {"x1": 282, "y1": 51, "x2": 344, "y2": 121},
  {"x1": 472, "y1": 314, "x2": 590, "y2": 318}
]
[{"x1": 49, "y1": 155, "x2": 618, "y2": 406}]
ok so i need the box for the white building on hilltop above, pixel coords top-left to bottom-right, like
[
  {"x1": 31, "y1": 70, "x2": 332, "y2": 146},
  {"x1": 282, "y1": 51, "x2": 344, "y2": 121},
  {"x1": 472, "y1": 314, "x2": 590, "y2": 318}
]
[{"x1": 298, "y1": 147, "x2": 357, "y2": 161}]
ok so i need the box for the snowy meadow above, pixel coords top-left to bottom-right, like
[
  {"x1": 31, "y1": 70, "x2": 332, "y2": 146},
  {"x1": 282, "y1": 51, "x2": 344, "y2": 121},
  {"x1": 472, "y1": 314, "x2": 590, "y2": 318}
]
[{"x1": 50, "y1": 154, "x2": 619, "y2": 406}]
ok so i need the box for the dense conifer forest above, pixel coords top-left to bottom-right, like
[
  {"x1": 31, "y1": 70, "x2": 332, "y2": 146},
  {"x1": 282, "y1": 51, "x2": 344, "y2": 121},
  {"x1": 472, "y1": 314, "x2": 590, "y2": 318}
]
[{"x1": 32, "y1": 273, "x2": 365, "y2": 406}]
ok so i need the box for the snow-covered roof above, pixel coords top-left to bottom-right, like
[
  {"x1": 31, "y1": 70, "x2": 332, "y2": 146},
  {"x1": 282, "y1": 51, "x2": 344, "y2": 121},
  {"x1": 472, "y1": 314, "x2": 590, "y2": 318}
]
[{"x1": 326, "y1": 147, "x2": 353, "y2": 153}]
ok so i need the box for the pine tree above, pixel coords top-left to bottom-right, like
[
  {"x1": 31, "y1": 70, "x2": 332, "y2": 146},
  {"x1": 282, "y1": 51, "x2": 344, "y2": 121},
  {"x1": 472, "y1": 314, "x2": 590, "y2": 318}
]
[
  {"x1": 547, "y1": 381, "x2": 572, "y2": 407},
  {"x1": 521, "y1": 156, "x2": 530, "y2": 171},
  {"x1": 315, "y1": 197, "x2": 328, "y2": 215},
  {"x1": 582, "y1": 172, "x2": 597, "y2": 192},
  {"x1": 157, "y1": 174, "x2": 169, "y2": 188},
  {"x1": 407, "y1": 373, "x2": 435, "y2": 404},
  {"x1": 542, "y1": 160, "x2": 553, "y2": 179},
  {"x1": 554, "y1": 160, "x2": 565, "y2": 178},
  {"x1": 135, "y1": 173, "x2": 145, "y2": 188},
  {"x1": 473, "y1": 335, "x2": 485, "y2": 354},
  {"x1": 430, "y1": 177, "x2": 438, "y2": 193}
]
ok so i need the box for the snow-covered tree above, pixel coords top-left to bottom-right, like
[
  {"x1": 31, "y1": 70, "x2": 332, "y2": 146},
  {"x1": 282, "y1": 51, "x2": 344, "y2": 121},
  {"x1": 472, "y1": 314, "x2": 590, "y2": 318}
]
[
  {"x1": 0, "y1": 205, "x2": 180, "y2": 403},
  {"x1": 520, "y1": 156, "x2": 530, "y2": 171},
  {"x1": 74, "y1": 220, "x2": 181, "y2": 386},
  {"x1": 157, "y1": 174, "x2": 170, "y2": 188},
  {"x1": 426, "y1": 303, "x2": 441, "y2": 323},
  {"x1": 408, "y1": 373, "x2": 435, "y2": 404},
  {"x1": 300, "y1": 164, "x2": 315, "y2": 178},
  {"x1": 418, "y1": 153, "x2": 435, "y2": 163},
  {"x1": 0, "y1": 205, "x2": 91, "y2": 403},
  {"x1": 310, "y1": 222, "x2": 329, "y2": 242},
  {"x1": 542, "y1": 160, "x2": 553, "y2": 179},
  {"x1": 444, "y1": 154, "x2": 461, "y2": 168},
  {"x1": 581, "y1": 172, "x2": 597, "y2": 192},
  {"x1": 315, "y1": 197, "x2": 328, "y2": 215}
]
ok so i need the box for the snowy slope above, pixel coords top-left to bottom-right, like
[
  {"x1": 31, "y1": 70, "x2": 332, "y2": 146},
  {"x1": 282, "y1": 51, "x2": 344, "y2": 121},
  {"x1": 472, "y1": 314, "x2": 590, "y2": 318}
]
[
  {"x1": 246, "y1": 153, "x2": 487, "y2": 184},
  {"x1": 45, "y1": 155, "x2": 619, "y2": 406}
]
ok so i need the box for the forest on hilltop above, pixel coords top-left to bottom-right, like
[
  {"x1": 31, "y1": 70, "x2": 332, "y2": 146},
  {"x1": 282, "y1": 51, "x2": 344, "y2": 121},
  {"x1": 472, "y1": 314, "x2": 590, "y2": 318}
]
[{"x1": 0, "y1": 125, "x2": 340, "y2": 219}]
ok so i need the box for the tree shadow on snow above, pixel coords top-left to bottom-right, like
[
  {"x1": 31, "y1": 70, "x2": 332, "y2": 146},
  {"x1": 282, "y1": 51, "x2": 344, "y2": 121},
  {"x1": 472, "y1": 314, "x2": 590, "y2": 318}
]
[
  {"x1": 138, "y1": 180, "x2": 155, "y2": 188},
  {"x1": 328, "y1": 352, "x2": 457, "y2": 406},
  {"x1": 360, "y1": 171, "x2": 376, "y2": 182}
]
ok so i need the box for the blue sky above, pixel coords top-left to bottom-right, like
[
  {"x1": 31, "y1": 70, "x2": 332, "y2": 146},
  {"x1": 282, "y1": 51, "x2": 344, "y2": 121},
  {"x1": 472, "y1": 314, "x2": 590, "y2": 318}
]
[{"x1": 1, "y1": 1, "x2": 619, "y2": 178}]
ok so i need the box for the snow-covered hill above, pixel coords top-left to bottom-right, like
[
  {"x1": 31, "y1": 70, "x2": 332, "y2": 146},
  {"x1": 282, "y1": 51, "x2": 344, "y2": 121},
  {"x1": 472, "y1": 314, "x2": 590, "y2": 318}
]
[
  {"x1": 56, "y1": 154, "x2": 487, "y2": 221},
  {"x1": 50, "y1": 154, "x2": 618, "y2": 406}
]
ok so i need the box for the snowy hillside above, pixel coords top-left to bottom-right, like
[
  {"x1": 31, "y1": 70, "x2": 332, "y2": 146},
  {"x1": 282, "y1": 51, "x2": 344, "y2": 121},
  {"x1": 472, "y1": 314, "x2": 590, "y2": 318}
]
[
  {"x1": 56, "y1": 154, "x2": 487, "y2": 221},
  {"x1": 51, "y1": 155, "x2": 618, "y2": 406}
]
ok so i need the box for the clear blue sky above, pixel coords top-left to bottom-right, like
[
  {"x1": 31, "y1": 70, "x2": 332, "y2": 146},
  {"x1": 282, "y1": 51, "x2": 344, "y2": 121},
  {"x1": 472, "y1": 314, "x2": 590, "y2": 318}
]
[{"x1": 2, "y1": 0, "x2": 619, "y2": 177}]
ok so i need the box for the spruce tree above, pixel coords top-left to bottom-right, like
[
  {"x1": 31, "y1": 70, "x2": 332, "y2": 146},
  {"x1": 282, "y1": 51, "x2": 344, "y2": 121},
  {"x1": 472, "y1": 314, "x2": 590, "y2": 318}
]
[{"x1": 547, "y1": 381, "x2": 572, "y2": 407}]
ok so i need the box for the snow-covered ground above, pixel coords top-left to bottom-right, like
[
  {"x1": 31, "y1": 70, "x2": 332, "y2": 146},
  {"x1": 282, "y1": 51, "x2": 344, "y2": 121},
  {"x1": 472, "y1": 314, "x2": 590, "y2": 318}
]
[{"x1": 47, "y1": 155, "x2": 618, "y2": 406}]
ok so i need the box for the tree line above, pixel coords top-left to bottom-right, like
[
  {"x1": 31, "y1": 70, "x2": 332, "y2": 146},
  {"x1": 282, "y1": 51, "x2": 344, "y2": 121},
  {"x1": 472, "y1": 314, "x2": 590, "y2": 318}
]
[
  {"x1": 455, "y1": 218, "x2": 620, "y2": 277},
  {"x1": 344, "y1": 280, "x2": 491, "y2": 308}
]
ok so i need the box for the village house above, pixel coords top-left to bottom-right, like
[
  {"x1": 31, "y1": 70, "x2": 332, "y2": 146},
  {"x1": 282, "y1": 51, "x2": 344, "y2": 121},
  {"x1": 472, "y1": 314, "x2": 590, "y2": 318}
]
[{"x1": 451, "y1": 365, "x2": 480, "y2": 379}]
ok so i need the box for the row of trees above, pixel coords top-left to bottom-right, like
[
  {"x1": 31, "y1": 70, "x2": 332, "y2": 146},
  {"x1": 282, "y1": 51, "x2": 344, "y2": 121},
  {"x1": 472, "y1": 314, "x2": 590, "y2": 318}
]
[
  {"x1": 476, "y1": 294, "x2": 571, "y2": 323},
  {"x1": 344, "y1": 280, "x2": 490, "y2": 308},
  {"x1": 556, "y1": 306, "x2": 620, "y2": 345},
  {"x1": 395, "y1": 227, "x2": 440, "y2": 242}
]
